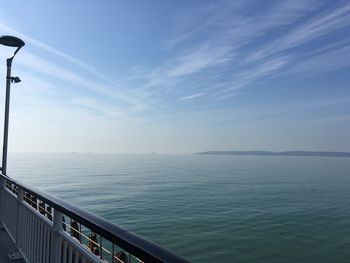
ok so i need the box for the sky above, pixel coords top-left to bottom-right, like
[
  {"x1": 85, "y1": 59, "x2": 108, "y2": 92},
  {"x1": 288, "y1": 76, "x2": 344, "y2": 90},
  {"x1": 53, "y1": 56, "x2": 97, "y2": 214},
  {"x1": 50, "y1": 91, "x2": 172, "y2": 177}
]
[{"x1": 0, "y1": 0, "x2": 349, "y2": 153}]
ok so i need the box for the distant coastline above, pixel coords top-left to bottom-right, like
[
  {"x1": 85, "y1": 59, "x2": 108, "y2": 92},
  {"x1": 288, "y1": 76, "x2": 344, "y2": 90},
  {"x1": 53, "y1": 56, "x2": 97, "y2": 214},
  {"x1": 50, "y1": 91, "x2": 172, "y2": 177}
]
[{"x1": 196, "y1": 151, "x2": 350, "y2": 157}]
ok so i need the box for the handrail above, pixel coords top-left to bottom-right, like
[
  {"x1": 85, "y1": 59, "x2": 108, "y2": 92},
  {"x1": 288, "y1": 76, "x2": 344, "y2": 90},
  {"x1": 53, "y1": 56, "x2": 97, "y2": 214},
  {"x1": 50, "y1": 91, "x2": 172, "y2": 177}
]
[{"x1": 0, "y1": 173, "x2": 190, "y2": 263}]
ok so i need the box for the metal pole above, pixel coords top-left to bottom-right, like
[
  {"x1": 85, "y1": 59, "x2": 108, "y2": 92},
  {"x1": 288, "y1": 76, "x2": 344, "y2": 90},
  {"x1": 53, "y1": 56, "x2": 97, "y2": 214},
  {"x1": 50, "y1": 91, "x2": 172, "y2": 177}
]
[{"x1": 1, "y1": 57, "x2": 13, "y2": 175}]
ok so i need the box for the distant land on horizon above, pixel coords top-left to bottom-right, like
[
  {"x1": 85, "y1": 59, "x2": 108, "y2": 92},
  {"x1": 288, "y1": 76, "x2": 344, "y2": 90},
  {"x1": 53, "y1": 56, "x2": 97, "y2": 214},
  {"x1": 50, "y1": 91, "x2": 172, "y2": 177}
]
[{"x1": 196, "y1": 151, "x2": 350, "y2": 157}]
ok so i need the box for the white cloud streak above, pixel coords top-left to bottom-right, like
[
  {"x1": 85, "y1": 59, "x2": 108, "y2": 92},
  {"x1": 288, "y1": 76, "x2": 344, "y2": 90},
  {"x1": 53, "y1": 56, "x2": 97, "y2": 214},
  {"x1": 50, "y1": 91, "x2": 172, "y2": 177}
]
[
  {"x1": 167, "y1": 46, "x2": 233, "y2": 78},
  {"x1": 179, "y1": 92, "x2": 206, "y2": 101},
  {"x1": 247, "y1": 1, "x2": 350, "y2": 62},
  {"x1": 0, "y1": 22, "x2": 157, "y2": 109},
  {"x1": 131, "y1": 0, "x2": 338, "y2": 101},
  {"x1": 284, "y1": 45, "x2": 350, "y2": 76},
  {"x1": 217, "y1": 56, "x2": 290, "y2": 98}
]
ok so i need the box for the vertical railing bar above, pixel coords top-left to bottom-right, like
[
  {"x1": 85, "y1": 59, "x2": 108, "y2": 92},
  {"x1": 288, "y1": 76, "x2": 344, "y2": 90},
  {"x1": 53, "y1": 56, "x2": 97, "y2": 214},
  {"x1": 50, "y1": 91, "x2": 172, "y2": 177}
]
[
  {"x1": 21, "y1": 206, "x2": 25, "y2": 251},
  {"x1": 59, "y1": 236, "x2": 63, "y2": 263},
  {"x1": 46, "y1": 224, "x2": 50, "y2": 263},
  {"x1": 17, "y1": 203, "x2": 22, "y2": 250},
  {"x1": 99, "y1": 235, "x2": 102, "y2": 259},
  {"x1": 34, "y1": 213, "x2": 39, "y2": 262},
  {"x1": 63, "y1": 239, "x2": 67, "y2": 263},
  {"x1": 112, "y1": 243, "x2": 115, "y2": 263},
  {"x1": 11, "y1": 193, "x2": 16, "y2": 237},
  {"x1": 26, "y1": 211, "x2": 30, "y2": 262},
  {"x1": 68, "y1": 245, "x2": 73, "y2": 263},
  {"x1": 46, "y1": 224, "x2": 51, "y2": 263},
  {"x1": 18, "y1": 202, "x2": 22, "y2": 249},
  {"x1": 40, "y1": 220, "x2": 44, "y2": 263},
  {"x1": 47, "y1": 225, "x2": 51, "y2": 263},
  {"x1": 26, "y1": 213, "x2": 32, "y2": 261},
  {"x1": 45, "y1": 223, "x2": 49, "y2": 263},
  {"x1": 40, "y1": 221, "x2": 44, "y2": 262},
  {"x1": 20, "y1": 205, "x2": 25, "y2": 251},
  {"x1": 0, "y1": 177, "x2": 5, "y2": 223},
  {"x1": 27, "y1": 208, "x2": 32, "y2": 260},
  {"x1": 75, "y1": 250, "x2": 79, "y2": 263},
  {"x1": 40, "y1": 219, "x2": 46, "y2": 263},
  {"x1": 36, "y1": 219, "x2": 40, "y2": 262},
  {"x1": 19, "y1": 206, "x2": 24, "y2": 256},
  {"x1": 79, "y1": 222, "x2": 82, "y2": 243},
  {"x1": 43, "y1": 222, "x2": 47, "y2": 263},
  {"x1": 37, "y1": 214, "x2": 41, "y2": 262},
  {"x1": 23, "y1": 208, "x2": 27, "y2": 259},
  {"x1": 29, "y1": 212, "x2": 34, "y2": 262},
  {"x1": 31, "y1": 212, "x2": 35, "y2": 262},
  {"x1": 42, "y1": 224, "x2": 47, "y2": 263},
  {"x1": 33, "y1": 213, "x2": 37, "y2": 262},
  {"x1": 26, "y1": 207, "x2": 30, "y2": 258},
  {"x1": 35, "y1": 214, "x2": 40, "y2": 262}
]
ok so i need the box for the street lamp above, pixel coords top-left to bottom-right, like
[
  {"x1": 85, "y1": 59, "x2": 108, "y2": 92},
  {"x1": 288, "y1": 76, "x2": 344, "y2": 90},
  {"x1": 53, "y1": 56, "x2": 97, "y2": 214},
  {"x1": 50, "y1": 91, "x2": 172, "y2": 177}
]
[{"x1": 0, "y1": 35, "x2": 25, "y2": 175}]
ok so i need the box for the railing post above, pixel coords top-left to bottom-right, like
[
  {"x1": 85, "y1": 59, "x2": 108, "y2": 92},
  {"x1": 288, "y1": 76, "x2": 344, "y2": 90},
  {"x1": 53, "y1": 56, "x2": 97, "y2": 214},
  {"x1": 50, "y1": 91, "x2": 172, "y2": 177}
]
[
  {"x1": 50, "y1": 209, "x2": 63, "y2": 263},
  {"x1": 7, "y1": 186, "x2": 25, "y2": 261},
  {"x1": 0, "y1": 176, "x2": 5, "y2": 224},
  {"x1": 15, "y1": 187, "x2": 23, "y2": 245}
]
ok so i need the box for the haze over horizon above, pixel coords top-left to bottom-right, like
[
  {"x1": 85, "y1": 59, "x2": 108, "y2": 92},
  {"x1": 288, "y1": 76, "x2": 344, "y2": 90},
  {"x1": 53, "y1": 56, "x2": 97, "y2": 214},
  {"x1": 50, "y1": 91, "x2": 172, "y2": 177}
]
[{"x1": 0, "y1": 0, "x2": 349, "y2": 154}]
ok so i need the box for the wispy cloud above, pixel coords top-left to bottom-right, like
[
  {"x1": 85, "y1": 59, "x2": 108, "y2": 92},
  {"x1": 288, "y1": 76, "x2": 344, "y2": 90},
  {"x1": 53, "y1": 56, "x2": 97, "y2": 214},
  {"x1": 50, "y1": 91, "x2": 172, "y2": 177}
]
[
  {"x1": 216, "y1": 56, "x2": 290, "y2": 98},
  {"x1": 130, "y1": 44, "x2": 234, "y2": 102},
  {"x1": 130, "y1": 0, "x2": 336, "y2": 101},
  {"x1": 167, "y1": 45, "x2": 233, "y2": 78},
  {"x1": 179, "y1": 92, "x2": 206, "y2": 101},
  {"x1": 166, "y1": 0, "x2": 321, "y2": 50},
  {"x1": 13, "y1": 51, "x2": 149, "y2": 111},
  {"x1": 2, "y1": 0, "x2": 350, "y2": 108},
  {"x1": 284, "y1": 45, "x2": 350, "y2": 76},
  {"x1": 247, "y1": 1, "x2": 350, "y2": 62},
  {"x1": 0, "y1": 22, "x2": 157, "y2": 109}
]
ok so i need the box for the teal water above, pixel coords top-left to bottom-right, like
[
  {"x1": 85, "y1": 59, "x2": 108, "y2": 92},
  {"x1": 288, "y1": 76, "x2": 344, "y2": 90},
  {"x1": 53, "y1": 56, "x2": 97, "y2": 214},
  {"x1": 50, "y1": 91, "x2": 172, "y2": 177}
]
[{"x1": 8, "y1": 153, "x2": 350, "y2": 262}]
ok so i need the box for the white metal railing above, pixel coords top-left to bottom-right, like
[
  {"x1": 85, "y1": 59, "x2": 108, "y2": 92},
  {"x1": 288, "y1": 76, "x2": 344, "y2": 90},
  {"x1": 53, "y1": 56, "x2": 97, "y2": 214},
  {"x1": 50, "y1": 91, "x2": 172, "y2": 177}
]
[
  {"x1": 0, "y1": 177, "x2": 98, "y2": 263},
  {"x1": 0, "y1": 174, "x2": 190, "y2": 263}
]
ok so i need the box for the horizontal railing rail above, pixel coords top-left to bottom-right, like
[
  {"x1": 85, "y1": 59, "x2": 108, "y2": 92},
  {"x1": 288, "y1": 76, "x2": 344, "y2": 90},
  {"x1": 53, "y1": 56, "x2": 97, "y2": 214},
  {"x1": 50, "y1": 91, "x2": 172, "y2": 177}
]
[{"x1": 0, "y1": 173, "x2": 190, "y2": 263}]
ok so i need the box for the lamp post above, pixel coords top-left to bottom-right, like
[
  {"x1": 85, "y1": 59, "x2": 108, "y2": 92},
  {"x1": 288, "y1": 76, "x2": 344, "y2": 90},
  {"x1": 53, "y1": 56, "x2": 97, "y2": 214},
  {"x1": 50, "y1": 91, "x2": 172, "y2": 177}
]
[{"x1": 0, "y1": 35, "x2": 25, "y2": 175}]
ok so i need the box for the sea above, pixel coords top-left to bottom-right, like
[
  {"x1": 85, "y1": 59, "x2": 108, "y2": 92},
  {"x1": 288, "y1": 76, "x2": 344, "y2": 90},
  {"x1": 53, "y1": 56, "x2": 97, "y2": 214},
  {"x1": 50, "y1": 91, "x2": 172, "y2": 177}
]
[{"x1": 7, "y1": 153, "x2": 350, "y2": 263}]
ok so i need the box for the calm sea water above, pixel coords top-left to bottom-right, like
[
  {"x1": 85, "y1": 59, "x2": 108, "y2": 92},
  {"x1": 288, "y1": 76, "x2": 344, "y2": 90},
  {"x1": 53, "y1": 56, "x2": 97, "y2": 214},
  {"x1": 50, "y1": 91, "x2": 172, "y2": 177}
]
[{"x1": 7, "y1": 153, "x2": 350, "y2": 263}]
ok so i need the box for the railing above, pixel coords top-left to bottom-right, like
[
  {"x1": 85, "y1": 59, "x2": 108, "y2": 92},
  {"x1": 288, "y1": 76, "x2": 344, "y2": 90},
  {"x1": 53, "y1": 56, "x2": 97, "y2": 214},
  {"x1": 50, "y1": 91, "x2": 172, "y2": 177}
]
[{"x1": 0, "y1": 173, "x2": 190, "y2": 263}]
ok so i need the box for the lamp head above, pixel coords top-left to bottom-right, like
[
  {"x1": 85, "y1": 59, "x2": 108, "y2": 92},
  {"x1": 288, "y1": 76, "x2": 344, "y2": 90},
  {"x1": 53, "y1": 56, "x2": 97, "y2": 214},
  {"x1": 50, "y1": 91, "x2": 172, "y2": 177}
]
[
  {"x1": 12, "y1": 77, "x2": 21, "y2": 83},
  {"x1": 0, "y1": 35, "x2": 25, "y2": 48}
]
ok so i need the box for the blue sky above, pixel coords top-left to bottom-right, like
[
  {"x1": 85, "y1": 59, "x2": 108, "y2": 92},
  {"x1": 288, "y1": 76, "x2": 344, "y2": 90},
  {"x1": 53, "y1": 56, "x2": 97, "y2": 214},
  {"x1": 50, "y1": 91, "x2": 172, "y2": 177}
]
[{"x1": 0, "y1": 0, "x2": 349, "y2": 153}]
